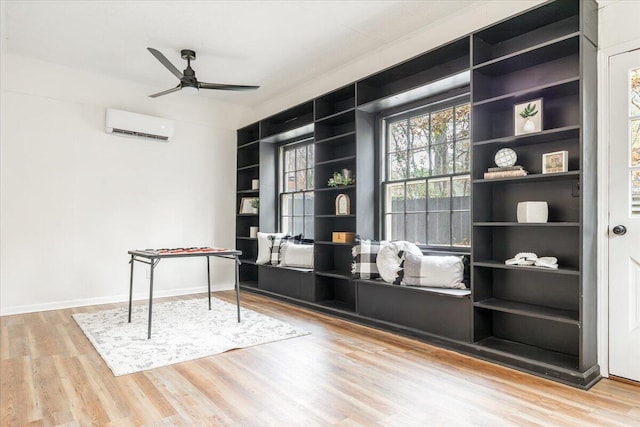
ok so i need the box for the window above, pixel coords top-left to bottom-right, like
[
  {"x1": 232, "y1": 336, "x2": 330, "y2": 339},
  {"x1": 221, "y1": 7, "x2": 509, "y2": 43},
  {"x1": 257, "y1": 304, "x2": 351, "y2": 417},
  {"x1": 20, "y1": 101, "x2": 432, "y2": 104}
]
[
  {"x1": 382, "y1": 102, "x2": 470, "y2": 247},
  {"x1": 280, "y1": 140, "x2": 314, "y2": 238}
]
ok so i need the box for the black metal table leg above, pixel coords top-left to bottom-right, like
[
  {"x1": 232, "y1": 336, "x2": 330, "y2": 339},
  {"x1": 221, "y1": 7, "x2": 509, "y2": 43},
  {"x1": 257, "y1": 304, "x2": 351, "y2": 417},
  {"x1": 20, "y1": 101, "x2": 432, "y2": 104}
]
[
  {"x1": 235, "y1": 257, "x2": 241, "y2": 322},
  {"x1": 207, "y1": 256, "x2": 211, "y2": 310},
  {"x1": 148, "y1": 261, "x2": 155, "y2": 339},
  {"x1": 128, "y1": 254, "x2": 134, "y2": 323}
]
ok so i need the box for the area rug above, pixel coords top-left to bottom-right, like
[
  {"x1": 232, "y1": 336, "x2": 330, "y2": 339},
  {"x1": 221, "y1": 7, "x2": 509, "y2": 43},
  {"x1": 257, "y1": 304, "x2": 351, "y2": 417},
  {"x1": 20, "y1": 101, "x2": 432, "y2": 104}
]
[{"x1": 72, "y1": 297, "x2": 309, "y2": 376}]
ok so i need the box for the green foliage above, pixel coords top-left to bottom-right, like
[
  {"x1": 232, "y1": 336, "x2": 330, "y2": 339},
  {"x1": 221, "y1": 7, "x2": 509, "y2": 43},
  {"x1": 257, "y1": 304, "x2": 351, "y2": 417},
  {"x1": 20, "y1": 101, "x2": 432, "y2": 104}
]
[
  {"x1": 519, "y1": 103, "x2": 539, "y2": 119},
  {"x1": 327, "y1": 172, "x2": 355, "y2": 187},
  {"x1": 250, "y1": 198, "x2": 259, "y2": 209}
]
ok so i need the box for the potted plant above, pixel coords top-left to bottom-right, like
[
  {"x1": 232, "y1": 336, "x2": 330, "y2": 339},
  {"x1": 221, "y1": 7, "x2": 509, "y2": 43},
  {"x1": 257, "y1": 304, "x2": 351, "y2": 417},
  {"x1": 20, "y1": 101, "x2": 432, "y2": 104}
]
[
  {"x1": 327, "y1": 171, "x2": 355, "y2": 187},
  {"x1": 250, "y1": 198, "x2": 259, "y2": 214},
  {"x1": 519, "y1": 103, "x2": 539, "y2": 133}
]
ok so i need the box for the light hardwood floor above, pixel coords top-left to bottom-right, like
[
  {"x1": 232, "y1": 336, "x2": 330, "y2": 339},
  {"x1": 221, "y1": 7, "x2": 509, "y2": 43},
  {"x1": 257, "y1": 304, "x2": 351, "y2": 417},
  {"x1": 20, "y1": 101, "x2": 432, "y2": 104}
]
[{"x1": 1, "y1": 291, "x2": 639, "y2": 426}]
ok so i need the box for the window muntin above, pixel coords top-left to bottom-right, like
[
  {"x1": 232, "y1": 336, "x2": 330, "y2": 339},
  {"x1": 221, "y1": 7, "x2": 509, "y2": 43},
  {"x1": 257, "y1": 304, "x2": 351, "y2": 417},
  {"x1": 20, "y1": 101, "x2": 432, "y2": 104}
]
[
  {"x1": 280, "y1": 140, "x2": 314, "y2": 237},
  {"x1": 383, "y1": 102, "x2": 470, "y2": 247}
]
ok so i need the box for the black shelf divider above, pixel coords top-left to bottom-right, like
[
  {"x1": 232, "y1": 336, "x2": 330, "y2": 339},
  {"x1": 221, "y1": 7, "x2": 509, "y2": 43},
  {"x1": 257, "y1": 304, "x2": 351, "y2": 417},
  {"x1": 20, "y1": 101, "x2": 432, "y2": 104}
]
[
  {"x1": 475, "y1": 298, "x2": 579, "y2": 325},
  {"x1": 473, "y1": 261, "x2": 580, "y2": 276}
]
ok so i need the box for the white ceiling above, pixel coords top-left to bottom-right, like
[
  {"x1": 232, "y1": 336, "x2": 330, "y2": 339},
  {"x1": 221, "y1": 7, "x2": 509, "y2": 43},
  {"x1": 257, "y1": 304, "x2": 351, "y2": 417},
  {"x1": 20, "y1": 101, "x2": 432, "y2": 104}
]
[{"x1": 2, "y1": 0, "x2": 479, "y2": 107}]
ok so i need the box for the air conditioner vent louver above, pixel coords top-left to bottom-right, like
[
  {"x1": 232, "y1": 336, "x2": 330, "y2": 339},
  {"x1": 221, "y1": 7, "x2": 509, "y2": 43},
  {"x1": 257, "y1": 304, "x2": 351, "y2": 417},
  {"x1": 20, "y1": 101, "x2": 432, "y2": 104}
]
[{"x1": 105, "y1": 108, "x2": 174, "y2": 142}]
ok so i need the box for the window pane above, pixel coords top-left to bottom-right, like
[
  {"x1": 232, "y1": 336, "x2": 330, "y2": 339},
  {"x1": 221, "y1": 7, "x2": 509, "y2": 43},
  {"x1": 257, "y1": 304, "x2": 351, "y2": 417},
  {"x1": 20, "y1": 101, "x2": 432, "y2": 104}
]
[
  {"x1": 409, "y1": 148, "x2": 430, "y2": 178},
  {"x1": 386, "y1": 214, "x2": 405, "y2": 241},
  {"x1": 455, "y1": 139, "x2": 470, "y2": 173},
  {"x1": 282, "y1": 216, "x2": 293, "y2": 235},
  {"x1": 452, "y1": 176, "x2": 470, "y2": 210},
  {"x1": 631, "y1": 68, "x2": 640, "y2": 117},
  {"x1": 296, "y1": 170, "x2": 307, "y2": 190},
  {"x1": 304, "y1": 216, "x2": 314, "y2": 239},
  {"x1": 293, "y1": 193, "x2": 303, "y2": 215},
  {"x1": 388, "y1": 120, "x2": 408, "y2": 152},
  {"x1": 406, "y1": 213, "x2": 426, "y2": 245},
  {"x1": 285, "y1": 149, "x2": 295, "y2": 172},
  {"x1": 406, "y1": 181, "x2": 426, "y2": 212},
  {"x1": 389, "y1": 152, "x2": 408, "y2": 180},
  {"x1": 428, "y1": 212, "x2": 450, "y2": 246},
  {"x1": 304, "y1": 192, "x2": 314, "y2": 215},
  {"x1": 307, "y1": 144, "x2": 314, "y2": 166},
  {"x1": 307, "y1": 169, "x2": 315, "y2": 190},
  {"x1": 285, "y1": 172, "x2": 296, "y2": 192},
  {"x1": 431, "y1": 142, "x2": 453, "y2": 175},
  {"x1": 455, "y1": 104, "x2": 470, "y2": 139},
  {"x1": 632, "y1": 119, "x2": 640, "y2": 167},
  {"x1": 428, "y1": 178, "x2": 450, "y2": 212},
  {"x1": 293, "y1": 216, "x2": 303, "y2": 236},
  {"x1": 632, "y1": 170, "x2": 640, "y2": 216},
  {"x1": 386, "y1": 183, "x2": 405, "y2": 213},
  {"x1": 409, "y1": 114, "x2": 429, "y2": 148},
  {"x1": 452, "y1": 211, "x2": 471, "y2": 247},
  {"x1": 281, "y1": 194, "x2": 293, "y2": 216},
  {"x1": 296, "y1": 146, "x2": 307, "y2": 169},
  {"x1": 431, "y1": 108, "x2": 454, "y2": 143}
]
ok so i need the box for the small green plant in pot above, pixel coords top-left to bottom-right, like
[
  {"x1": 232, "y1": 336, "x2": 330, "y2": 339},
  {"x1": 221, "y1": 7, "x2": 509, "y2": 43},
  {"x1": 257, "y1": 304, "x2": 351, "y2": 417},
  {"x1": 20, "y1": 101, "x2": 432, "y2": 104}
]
[
  {"x1": 520, "y1": 103, "x2": 539, "y2": 133},
  {"x1": 327, "y1": 171, "x2": 355, "y2": 187},
  {"x1": 250, "y1": 198, "x2": 259, "y2": 213}
]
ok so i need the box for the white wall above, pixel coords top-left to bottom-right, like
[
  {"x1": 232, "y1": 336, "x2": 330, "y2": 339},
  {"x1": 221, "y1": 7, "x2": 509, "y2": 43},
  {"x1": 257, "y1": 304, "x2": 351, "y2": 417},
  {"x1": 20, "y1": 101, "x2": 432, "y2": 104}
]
[
  {"x1": 247, "y1": 0, "x2": 544, "y2": 123},
  {"x1": 598, "y1": 0, "x2": 640, "y2": 50},
  {"x1": 0, "y1": 54, "x2": 252, "y2": 315}
]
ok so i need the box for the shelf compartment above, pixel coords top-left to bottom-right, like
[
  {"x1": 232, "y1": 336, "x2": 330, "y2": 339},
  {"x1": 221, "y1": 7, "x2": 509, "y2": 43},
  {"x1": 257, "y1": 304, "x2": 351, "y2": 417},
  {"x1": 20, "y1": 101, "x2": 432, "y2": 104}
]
[
  {"x1": 237, "y1": 163, "x2": 259, "y2": 171},
  {"x1": 315, "y1": 270, "x2": 352, "y2": 280},
  {"x1": 357, "y1": 37, "x2": 470, "y2": 107},
  {"x1": 474, "y1": 261, "x2": 579, "y2": 276},
  {"x1": 314, "y1": 109, "x2": 355, "y2": 141},
  {"x1": 238, "y1": 258, "x2": 256, "y2": 265},
  {"x1": 473, "y1": 125, "x2": 579, "y2": 147},
  {"x1": 475, "y1": 298, "x2": 578, "y2": 325},
  {"x1": 315, "y1": 84, "x2": 356, "y2": 121},
  {"x1": 238, "y1": 122, "x2": 260, "y2": 146},
  {"x1": 239, "y1": 280, "x2": 259, "y2": 288},
  {"x1": 314, "y1": 185, "x2": 356, "y2": 193},
  {"x1": 315, "y1": 275, "x2": 356, "y2": 312},
  {"x1": 238, "y1": 140, "x2": 259, "y2": 149},
  {"x1": 237, "y1": 189, "x2": 259, "y2": 194},
  {"x1": 473, "y1": 36, "x2": 579, "y2": 104},
  {"x1": 473, "y1": 1, "x2": 579, "y2": 65},
  {"x1": 236, "y1": 237, "x2": 257, "y2": 241},
  {"x1": 314, "y1": 244, "x2": 353, "y2": 273},
  {"x1": 315, "y1": 155, "x2": 357, "y2": 167},
  {"x1": 315, "y1": 130, "x2": 356, "y2": 146},
  {"x1": 238, "y1": 262, "x2": 258, "y2": 285},
  {"x1": 260, "y1": 101, "x2": 314, "y2": 142},
  {"x1": 473, "y1": 76, "x2": 579, "y2": 107},
  {"x1": 316, "y1": 214, "x2": 355, "y2": 218},
  {"x1": 474, "y1": 336, "x2": 578, "y2": 371}
]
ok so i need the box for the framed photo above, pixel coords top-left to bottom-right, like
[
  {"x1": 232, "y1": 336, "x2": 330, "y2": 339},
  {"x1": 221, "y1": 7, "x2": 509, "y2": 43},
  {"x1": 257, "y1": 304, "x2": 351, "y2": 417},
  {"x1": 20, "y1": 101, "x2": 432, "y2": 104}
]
[
  {"x1": 514, "y1": 98, "x2": 543, "y2": 136},
  {"x1": 239, "y1": 197, "x2": 258, "y2": 214},
  {"x1": 335, "y1": 194, "x2": 351, "y2": 215},
  {"x1": 542, "y1": 150, "x2": 568, "y2": 174}
]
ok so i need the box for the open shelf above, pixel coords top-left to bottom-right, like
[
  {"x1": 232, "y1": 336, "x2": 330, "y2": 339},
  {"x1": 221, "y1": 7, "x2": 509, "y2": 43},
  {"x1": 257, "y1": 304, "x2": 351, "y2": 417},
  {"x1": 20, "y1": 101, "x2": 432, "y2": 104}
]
[
  {"x1": 239, "y1": 280, "x2": 259, "y2": 288},
  {"x1": 238, "y1": 140, "x2": 259, "y2": 149},
  {"x1": 315, "y1": 131, "x2": 356, "y2": 145},
  {"x1": 315, "y1": 270, "x2": 352, "y2": 280},
  {"x1": 315, "y1": 84, "x2": 356, "y2": 121},
  {"x1": 237, "y1": 163, "x2": 259, "y2": 171},
  {"x1": 314, "y1": 241, "x2": 354, "y2": 246},
  {"x1": 473, "y1": 171, "x2": 579, "y2": 184},
  {"x1": 473, "y1": 76, "x2": 579, "y2": 107},
  {"x1": 474, "y1": 222, "x2": 579, "y2": 227},
  {"x1": 239, "y1": 259, "x2": 256, "y2": 265},
  {"x1": 237, "y1": 189, "x2": 259, "y2": 194},
  {"x1": 236, "y1": 237, "x2": 257, "y2": 241},
  {"x1": 473, "y1": 260, "x2": 579, "y2": 276},
  {"x1": 475, "y1": 336, "x2": 578, "y2": 371},
  {"x1": 475, "y1": 298, "x2": 579, "y2": 325},
  {"x1": 315, "y1": 155, "x2": 356, "y2": 166},
  {"x1": 314, "y1": 185, "x2": 356, "y2": 192},
  {"x1": 316, "y1": 300, "x2": 356, "y2": 313},
  {"x1": 473, "y1": 125, "x2": 580, "y2": 147}
]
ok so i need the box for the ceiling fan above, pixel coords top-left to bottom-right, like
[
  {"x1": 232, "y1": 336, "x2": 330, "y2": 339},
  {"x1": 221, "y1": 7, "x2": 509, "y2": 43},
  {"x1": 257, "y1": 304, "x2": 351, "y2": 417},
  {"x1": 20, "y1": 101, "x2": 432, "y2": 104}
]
[{"x1": 147, "y1": 48, "x2": 259, "y2": 98}]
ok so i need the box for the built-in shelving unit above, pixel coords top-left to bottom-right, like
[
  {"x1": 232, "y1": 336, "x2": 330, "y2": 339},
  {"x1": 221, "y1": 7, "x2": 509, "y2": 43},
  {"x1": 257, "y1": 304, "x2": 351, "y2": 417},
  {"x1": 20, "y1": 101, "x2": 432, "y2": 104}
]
[{"x1": 236, "y1": 0, "x2": 599, "y2": 388}]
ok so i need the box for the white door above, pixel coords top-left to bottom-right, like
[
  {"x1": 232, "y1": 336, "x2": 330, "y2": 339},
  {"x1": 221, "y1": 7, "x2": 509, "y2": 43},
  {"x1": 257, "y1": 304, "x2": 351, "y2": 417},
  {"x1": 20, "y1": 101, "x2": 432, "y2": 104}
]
[{"x1": 609, "y1": 48, "x2": 640, "y2": 383}]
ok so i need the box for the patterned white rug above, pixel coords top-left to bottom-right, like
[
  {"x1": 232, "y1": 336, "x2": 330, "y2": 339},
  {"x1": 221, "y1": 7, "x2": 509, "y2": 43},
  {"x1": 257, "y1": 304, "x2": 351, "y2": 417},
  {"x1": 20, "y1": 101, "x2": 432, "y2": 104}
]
[{"x1": 72, "y1": 296, "x2": 309, "y2": 376}]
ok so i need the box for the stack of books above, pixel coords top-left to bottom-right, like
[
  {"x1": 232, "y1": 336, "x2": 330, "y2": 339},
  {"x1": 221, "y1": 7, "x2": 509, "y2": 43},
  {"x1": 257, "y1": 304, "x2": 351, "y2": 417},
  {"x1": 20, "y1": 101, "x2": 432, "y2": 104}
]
[{"x1": 483, "y1": 165, "x2": 528, "y2": 179}]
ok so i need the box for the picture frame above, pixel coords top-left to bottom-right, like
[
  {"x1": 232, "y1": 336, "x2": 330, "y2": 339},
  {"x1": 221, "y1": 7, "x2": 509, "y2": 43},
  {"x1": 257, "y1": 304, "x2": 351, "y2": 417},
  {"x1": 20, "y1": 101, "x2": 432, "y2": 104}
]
[
  {"x1": 514, "y1": 98, "x2": 543, "y2": 136},
  {"x1": 335, "y1": 193, "x2": 351, "y2": 215},
  {"x1": 542, "y1": 150, "x2": 568, "y2": 174},
  {"x1": 239, "y1": 197, "x2": 258, "y2": 214}
]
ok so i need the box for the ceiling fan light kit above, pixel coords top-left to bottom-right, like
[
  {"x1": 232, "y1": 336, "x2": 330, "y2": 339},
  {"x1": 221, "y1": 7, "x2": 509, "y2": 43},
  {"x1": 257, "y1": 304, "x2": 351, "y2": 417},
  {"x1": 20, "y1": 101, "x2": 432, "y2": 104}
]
[{"x1": 147, "y1": 47, "x2": 259, "y2": 98}]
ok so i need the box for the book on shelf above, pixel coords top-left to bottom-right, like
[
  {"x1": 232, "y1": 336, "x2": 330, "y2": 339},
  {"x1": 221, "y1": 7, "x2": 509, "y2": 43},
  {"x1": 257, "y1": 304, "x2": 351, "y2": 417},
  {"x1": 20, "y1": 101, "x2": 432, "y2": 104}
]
[
  {"x1": 483, "y1": 169, "x2": 528, "y2": 179},
  {"x1": 487, "y1": 165, "x2": 525, "y2": 172}
]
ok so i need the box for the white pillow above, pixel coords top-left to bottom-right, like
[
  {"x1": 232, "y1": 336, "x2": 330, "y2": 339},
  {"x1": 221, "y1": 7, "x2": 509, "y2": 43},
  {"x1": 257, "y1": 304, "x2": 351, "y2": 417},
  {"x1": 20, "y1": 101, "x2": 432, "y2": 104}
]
[
  {"x1": 279, "y1": 242, "x2": 314, "y2": 268},
  {"x1": 256, "y1": 232, "x2": 287, "y2": 265},
  {"x1": 376, "y1": 241, "x2": 422, "y2": 283},
  {"x1": 402, "y1": 253, "x2": 466, "y2": 289}
]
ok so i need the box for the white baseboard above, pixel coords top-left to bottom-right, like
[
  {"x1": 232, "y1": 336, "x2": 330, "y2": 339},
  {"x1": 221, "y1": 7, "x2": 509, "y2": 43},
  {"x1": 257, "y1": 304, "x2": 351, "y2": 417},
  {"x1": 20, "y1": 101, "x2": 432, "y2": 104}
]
[{"x1": 0, "y1": 283, "x2": 235, "y2": 316}]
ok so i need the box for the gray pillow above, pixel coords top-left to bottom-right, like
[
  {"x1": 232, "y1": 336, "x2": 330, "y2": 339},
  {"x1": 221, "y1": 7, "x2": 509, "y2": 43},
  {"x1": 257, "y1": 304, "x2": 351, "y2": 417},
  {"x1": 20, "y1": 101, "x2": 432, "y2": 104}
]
[{"x1": 402, "y1": 253, "x2": 466, "y2": 289}]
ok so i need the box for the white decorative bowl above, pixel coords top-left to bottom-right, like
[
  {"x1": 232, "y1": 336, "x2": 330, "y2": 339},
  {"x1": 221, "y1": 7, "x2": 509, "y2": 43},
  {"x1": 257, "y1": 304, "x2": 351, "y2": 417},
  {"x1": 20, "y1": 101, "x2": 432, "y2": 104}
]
[{"x1": 517, "y1": 201, "x2": 548, "y2": 223}]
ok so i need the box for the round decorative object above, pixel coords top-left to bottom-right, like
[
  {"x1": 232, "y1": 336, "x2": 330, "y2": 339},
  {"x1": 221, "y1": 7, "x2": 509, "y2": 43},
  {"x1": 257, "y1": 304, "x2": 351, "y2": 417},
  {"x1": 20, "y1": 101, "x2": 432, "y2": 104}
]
[{"x1": 494, "y1": 148, "x2": 517, "y2": 167}]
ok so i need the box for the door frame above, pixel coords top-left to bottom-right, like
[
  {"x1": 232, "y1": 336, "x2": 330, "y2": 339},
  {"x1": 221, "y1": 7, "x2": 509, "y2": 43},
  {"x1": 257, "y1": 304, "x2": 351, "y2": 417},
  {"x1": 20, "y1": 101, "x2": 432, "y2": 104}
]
[{"x1": 597, "y1": 38, "x2": 640, "y2": 378}]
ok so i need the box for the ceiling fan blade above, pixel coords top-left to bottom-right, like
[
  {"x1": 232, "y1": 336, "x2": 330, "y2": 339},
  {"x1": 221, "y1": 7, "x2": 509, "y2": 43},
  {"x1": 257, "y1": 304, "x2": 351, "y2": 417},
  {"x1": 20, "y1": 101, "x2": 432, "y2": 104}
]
[
  {"x1": 147, "y1": 47, "x2": 184, "y2": 80},
  {"x1": 199, "y1": 82, "x2": 259, "y2": 91},
  {"x1": 148, "y1": 85, "x2": 181, "y2": 98}
]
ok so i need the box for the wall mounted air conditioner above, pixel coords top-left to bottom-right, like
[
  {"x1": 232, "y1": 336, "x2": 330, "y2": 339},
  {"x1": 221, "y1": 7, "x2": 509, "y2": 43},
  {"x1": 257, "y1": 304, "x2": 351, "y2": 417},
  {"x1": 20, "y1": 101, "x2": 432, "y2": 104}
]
[{"x1": 105, "y1": 108, "x2": 174, "y2": 142}]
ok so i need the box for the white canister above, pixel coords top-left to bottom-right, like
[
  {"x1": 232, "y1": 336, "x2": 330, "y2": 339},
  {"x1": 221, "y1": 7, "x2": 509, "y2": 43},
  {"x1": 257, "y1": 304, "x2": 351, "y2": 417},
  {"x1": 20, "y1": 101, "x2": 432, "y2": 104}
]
[
  {"x1": 251, "y1": 179, "x2": 260, "y2": 190},
  {"x1": 517, "y1": 201, "x2": 549, "y2": 223},
  {"x1": 249, "y1": 226, "x2": 259, "y2": 238}
]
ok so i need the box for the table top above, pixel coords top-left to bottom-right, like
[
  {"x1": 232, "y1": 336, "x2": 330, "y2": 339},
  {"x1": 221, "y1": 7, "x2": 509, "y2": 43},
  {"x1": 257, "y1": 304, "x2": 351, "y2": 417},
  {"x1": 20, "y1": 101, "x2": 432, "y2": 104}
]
[{"x1": 129, "y1": 247, "x2": 242, "y2": 259}]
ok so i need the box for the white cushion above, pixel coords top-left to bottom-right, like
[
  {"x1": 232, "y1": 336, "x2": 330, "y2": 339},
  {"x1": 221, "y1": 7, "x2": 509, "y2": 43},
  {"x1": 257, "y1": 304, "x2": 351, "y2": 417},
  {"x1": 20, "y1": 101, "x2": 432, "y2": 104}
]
[
  {"x1": 402, "y1": 253, "x2": 466, "y2": 289},
  {"x1": 256, "y1": 232, "x2": 286, "y2": 265},
  {"x1": 279, "y1": 242, "x2": 314, "y2": 269},
  {"x1": 376, "y1": 241, "x2": 422, "y2": 283}
]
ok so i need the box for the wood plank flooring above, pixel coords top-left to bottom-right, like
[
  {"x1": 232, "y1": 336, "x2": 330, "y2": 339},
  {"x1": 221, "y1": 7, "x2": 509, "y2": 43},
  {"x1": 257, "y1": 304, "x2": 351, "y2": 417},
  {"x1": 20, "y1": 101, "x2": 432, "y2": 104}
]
[{"x1": 1, "y1": 291, "x2": 639, "y2": 426}]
